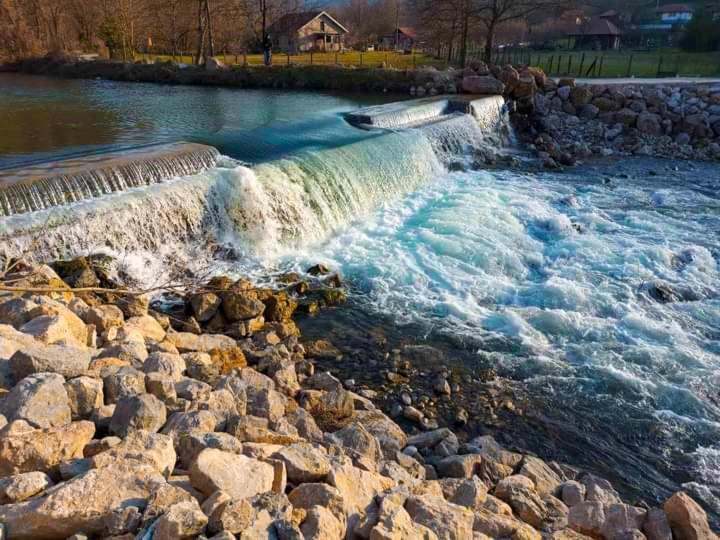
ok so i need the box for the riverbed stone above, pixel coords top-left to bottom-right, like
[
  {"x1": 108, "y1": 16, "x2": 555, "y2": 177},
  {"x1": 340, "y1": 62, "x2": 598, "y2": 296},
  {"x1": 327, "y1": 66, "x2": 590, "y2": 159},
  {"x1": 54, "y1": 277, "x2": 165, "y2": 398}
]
[
  {"x1": 109, "y1": 393, "x2": 167, "y2": 437},
  {"x1": 189, "y1": 448, "x2": 275, "y2": 499},
  {"x1": 0, "y1": 372, "x2": 72, "y2": 428},
  {"x1": 663, "y1": 491, "x2": 716, "y2": 540}
]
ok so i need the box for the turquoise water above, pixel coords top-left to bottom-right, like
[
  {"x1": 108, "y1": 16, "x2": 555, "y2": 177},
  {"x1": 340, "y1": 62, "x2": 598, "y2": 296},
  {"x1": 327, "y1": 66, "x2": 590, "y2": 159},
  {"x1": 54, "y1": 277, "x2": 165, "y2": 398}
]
[{"x1": 1, "y1": 74, "x2": 719, "y2": 518}]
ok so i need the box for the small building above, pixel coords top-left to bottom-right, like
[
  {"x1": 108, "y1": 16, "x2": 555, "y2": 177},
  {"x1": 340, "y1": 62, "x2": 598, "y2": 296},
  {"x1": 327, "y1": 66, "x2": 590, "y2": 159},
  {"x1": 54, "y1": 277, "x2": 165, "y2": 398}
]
[
  {"x1": 567, "y1": 18, "x2": 622, "y2": 50},
  {"x1": 655, "y1": 3, "x2": 693, "y2": 24},
  {"x1": 268, "y1": 11, "x2": 349, "y2": 53},
  {"x1": 380, "y1": 28, "x2": 417, "y2": 52}
]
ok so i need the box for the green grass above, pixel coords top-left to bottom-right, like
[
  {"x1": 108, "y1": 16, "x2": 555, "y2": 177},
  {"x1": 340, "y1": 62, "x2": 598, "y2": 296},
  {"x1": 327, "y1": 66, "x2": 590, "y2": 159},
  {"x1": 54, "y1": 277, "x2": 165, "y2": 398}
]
[
  {"x1": 135, "y1": 51, "x2": 445, "y2": 69},
  {"x1": 517, "y1": 49, "x2": 720, "y2": 78}
]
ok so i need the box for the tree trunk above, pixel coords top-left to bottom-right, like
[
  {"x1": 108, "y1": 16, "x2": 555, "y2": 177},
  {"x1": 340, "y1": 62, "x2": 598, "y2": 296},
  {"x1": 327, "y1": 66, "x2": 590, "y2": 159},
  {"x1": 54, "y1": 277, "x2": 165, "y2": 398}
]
[
  {"x1": 459, "y1": 7, "x2": 469, "y2": 68},
  {"x1": 196, "y1": 0, "x2": 205, "y2": 64},
  {"x1": 484, "y1": 20, "x2": 496, "y2": 64},
  {"x1": 205, "y1": 0, "x2": 214, "y2": 57}
]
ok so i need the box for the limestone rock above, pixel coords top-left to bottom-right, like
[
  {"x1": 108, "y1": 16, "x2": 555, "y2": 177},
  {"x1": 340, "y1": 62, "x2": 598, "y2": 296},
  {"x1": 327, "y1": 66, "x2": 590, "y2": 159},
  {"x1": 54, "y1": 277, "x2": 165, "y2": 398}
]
[
  {"x1": 166, "y1": 330, "x2": 237, "y2": 353},
  {"x1": 109, "y1": 393, "x2": 167, "y2": 437},
  {"x1": 561, "y1": 480, "x2": 587, "y2": 508},
  {"x1": 642, "y1": 508, "x2": 672, "y2": 540},
  {"x1": 0, "y1": 471, "x2": 53, "y2": 503},
  {"x1": 190, "y1": 293, "x2": 222, "y2": 322},
  {"x1": 90, "y1": 430, "x2": 176, "y2": 477},
  {"x1": 328, "y1": 461, "x2": 394, "y2": 515},
  {"x1": 189, "y1": 448, "x2": 274, "y2": 499},
  {"x1": 177, "y1": 431, "x2": 243, "y2": 469},
  {"x1": 495, "y1": 475, "x2": 547, "y2": 528},
  {"x1": 10, "y1": 344, "x2": 91, "y2": 380},
  {"x1": 449, "y1": 477, "x2": 488, "y2": 510},
  {"x1": 330, "y1": 421, "x2": 381, "y2": 466},
  {"x1": 154, "y1": 500, "x2": 208, "y2": 540},
  {"x1": 84, "y1": 304, "x2": 124, "y2": 334},
  {"x1": 208, "y1": 498, "x2": 255, "y2": 535},
  {"x1": 142, "y1": 483, "x2": 196, "y2": 525},
  {"x1": 663, "y1": 491, "x2": 716, "y2": 540},
  {"x1": 582, "y1": 474, "x2": 621, "y2": 505},
  {"x1": 0, "y1": 420, "x2": 94, "y2": 475},
  {"x1": 0, "y1": 373, "x2": 72, "y2": 428},
  {"x1": 370, "y1": 495, "x2": 438, "y2": 540},
  {"x1": 102, "y1": 367, "x2": 146, "y2": 403},
  {"x1": 436, "y1": 454, "x2": 482, "y2": 479},
  {"x1": 405, "y1": 495, "x2": 474, "y2": 540},
  {"x1": 520, "y1": 456, "x2": 562, "y2": 496},
  {"x1": 568, "y1": 501, "x2": 606, "y2": 538},
  {"x1": 65, "y1": 376, "x2": 104, "y2": 419},
  {"x1": 600, "y1": 504, "x2": 647, "y2": 540},
  {"x1": 143, "y1": 352, "x2": 186, "y2": 381},
  {"x1": 162, "y1": 410, "x2": 218, "y2": 446},
  {"x1": 272, "y1": 442, "x2": 331, "y2": 484},
  {"x1": 300, "y1": 505, "x2": 344, "y2": 540},
  {"x1": 0, "y1": 461, "x2": 164, "y2": 539},
  {"x1": 125, "y1": 314, "x2": 166, "y2": 342}
]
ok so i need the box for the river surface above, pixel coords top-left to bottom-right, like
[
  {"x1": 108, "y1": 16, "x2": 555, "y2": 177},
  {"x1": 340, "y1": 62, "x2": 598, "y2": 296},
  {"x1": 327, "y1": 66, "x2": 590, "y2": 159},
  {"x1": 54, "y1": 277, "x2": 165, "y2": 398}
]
[{"x1": 1, "y1": 73, "x2": 719, "y2": 520}]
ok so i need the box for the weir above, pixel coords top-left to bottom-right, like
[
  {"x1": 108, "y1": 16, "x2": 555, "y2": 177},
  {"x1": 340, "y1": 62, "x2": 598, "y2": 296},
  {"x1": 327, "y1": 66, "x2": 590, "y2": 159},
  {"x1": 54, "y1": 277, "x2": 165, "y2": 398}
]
[{"x1": 0, "y1": 142, "x2": 219, "y2": 217}]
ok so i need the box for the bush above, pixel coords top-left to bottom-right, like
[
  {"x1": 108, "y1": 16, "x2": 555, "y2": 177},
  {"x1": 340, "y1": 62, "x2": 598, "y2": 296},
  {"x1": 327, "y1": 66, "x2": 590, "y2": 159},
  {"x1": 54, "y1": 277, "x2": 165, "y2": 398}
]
[{"x1": 680, "y1": 13, "x2": 720, "y2": 52}]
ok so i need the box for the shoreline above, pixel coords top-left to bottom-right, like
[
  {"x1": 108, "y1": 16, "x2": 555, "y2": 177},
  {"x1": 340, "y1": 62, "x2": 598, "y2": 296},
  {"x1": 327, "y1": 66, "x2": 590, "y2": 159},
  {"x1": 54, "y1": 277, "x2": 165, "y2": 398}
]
[{"x1": 0, "y1": 257, "x2": 717, "y2": 538}]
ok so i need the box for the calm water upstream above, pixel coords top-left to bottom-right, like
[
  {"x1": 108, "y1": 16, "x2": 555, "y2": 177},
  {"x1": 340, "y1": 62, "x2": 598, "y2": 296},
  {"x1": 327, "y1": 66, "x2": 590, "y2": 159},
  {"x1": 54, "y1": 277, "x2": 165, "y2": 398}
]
[{"x1": 1, "y1": 73, "x2": 719, "y2": 520}]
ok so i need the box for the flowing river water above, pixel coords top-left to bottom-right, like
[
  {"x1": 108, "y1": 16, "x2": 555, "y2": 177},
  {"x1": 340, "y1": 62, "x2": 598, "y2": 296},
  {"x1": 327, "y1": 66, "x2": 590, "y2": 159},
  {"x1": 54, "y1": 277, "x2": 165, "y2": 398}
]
[{"x1": 1, "y1": 73, "x2": 719, "y2": 520}]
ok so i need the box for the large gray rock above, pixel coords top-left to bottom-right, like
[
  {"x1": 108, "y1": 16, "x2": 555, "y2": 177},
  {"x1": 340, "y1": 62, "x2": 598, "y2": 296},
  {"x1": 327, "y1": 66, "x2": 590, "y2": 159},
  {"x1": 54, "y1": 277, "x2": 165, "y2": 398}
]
[
  {"x1": 0, "y1": 420, "x2": 95, "y2": 475},
  {"x1": 161, "y1": 410, "x2": 218, "y2": 446},
  {"x1": 102, "y1": 367, "x2": 146, "y2": 403},
  {"x1": 177, "y1": 431, "x2": 243, "y2": 470},
  {"x1": 154, "y1": 499, "x2": 208, "y2": 540},
  {"x1": 10, "y1": 344, "x2": 91, "y2": 381},
  {"x1": 568, "y1": 501, "x2": 605, "y2": 538},
  {"x1": 462, "y1": 76, "x2": 505, "y2": 95},
  {"x1": 143, "y1": 352, "x2": 186, "y2": 381},
  {"x1": 90, "y1": 430, "x2": 176, "y2": 477},
  {"x1": 0, "y1": 373, "x2": 72, "y2": 428},
  {"x1": 189, "y1": 448, "x2": 275, "y2": 499},
  {"x1": 495, "y1": 475, "x2": 547, "y2": 527},
  {"x1": 643, "y1": 508, "x2": 672, "y2": 540},
  {"x1": 0, "y1": 461, "x2": 164, "y2": 539},
  {"x1": 109, "y1": 393, "x2": 167, "y2": 437},
  {"x1": 0, "y1": 471, "x2": 54, "y2": 503}
]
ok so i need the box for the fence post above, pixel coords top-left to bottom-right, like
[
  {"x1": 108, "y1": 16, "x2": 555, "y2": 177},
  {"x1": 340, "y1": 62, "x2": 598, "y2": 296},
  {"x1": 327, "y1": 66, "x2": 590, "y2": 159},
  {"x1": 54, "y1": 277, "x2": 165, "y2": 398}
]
[
  {"x1": 287, "y1": 53, "x2": 290, "y2": 66},
  {"x1": 360, "y1": 52, "x2": 363, "y2": 67},
  {"x1": 578, "y1": 53, "x2": 585, "y2": 77},
  {"x1": 656, "y1": 56, "x2": 663, "y2": 77},
  {"x1": 558, "y1": 55, "x2": 562, "y2": 75},
  {"x1": 335, "y1": 52, "x2": 339, "y2": 65},
  {"x1": 385, "y1": 53, "x2": 389, "y2": 67},
  {"x1": 626, "y1": 55, "x2": 633, "y2": 77},
  {"x1": 567, "y1": 55, "x2": 572, "y2": 75},
  {"x1": 310, "y1": 52, "x2": 313, "y2": 65}
]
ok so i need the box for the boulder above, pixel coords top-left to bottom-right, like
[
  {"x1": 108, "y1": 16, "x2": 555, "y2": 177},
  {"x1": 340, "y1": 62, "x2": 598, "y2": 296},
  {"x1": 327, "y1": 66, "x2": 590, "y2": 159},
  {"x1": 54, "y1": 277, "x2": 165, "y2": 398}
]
[
  {"x1": 570, "y1": 87, "x2": 593, "y2": 108},
  {"x1": 436, "y1": 454, "x2": 483, "y2": 479},
  {"x1": 328, "y1": 461, "x2": 394, "y2": 518},
  {"x1": 330, "y1": 421, "x2": 381, "y2": 466},
  {"x1": 301, "y1": 505, "x2": 344, "y2": 540},
  {"x1": 371, "y1": 495, "x2": 438, "y2": 539},
  {"x1": 154, "y1": 500, "x2": 208, "y2": 540},
  {"x1": 637, "y1": 112, "x2": 663, "y2": 136},
  {"x1": 222, "y1": 292, "x2": 265, "y2": 322},
  {"x1": 177, "y1": 431, "x2": 243, "y2": 470},
  {"x1": 561, "y1": 481, "x2": 586, "y2": 508},
  {"x1": 162, "y1": 410, "x2": 218, "y2": 446},
  {"x1": 0, "y1": 373, "x2": 72, "y2": 428},
  {"x1": 65, "y1": 376, "x2": 104, "y2": 419},
  {"x1": 495, "y1": 475, "x2": 547, "y2": 528},
  {"x1": 519, "y1": 456, "x2": 562, "y2": 496},
  {"x1": 0, "y1": 471, "x2": 53, "y2": 503},
  {"x1": 600, "y1": 504, "x2": 647, "y2": 540},
  {"x1": 0, "y1": 461, "x2": 164, "y2": 539},
  {"x1": 642, "y1": 508, "x2": 672, "y2": 540},
  {"x1": 102, "y1": 367, "x2": 146, "y2": 403},
  {"x1": 663, "y1": 491, "x2": 716, "y2": 540},
  {"x1": 0, "y1": 421, "x2": 95, "y2": 476},
  {"x1": 582, "y1": 474, "x2": 621, "y2": 505},
  {"x1": 166, "y1": 330, "x2": 237, "y2": 353},
  {"x1": 189, "y1": 448, "x2": 275, "y2": 499},
  {"x1": 463, "y1": 76, "x2": 505, "y2": 95},
  {"x1": 143, "y1": 352, "x2": 186, "y2": 381},
  {"x1": 190, "y1": 293, "x2": 222, "y2": 322},
  {"x1": 272, "y1": 442, "x2": 331, "y2": 484},
  {"x1": 109, "y1": 393, "x2": 167, "y2": 437},
  {"x1": 405, "y1": 495, "x2": 474, "y2": 540},
  {"x1": 90, "y1": 430, "x2": 176, "y2": 477},
  {"x1": 10, "y1": 344, "x2": 91, "y2": 381},
  {"x1": 124, "y1": 315, "x2": 166, "y2": 342},
  {"x1": 84, "y1": 305, "x2": 124, "y2": 334},
  {"x1": 208, "y1": 498, "x2": 255, "y2": 535},
  {"x1": 568, "y1": 501, "x2": 605, "y2": 538}
]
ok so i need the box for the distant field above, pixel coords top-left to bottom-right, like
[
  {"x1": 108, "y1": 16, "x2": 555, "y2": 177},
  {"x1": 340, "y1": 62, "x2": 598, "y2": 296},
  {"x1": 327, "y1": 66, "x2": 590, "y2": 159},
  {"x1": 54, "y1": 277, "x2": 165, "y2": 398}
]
[
  {"x1": 134, "y1": 48, "x2": 720, "y2": 78},
  {"x1": 136, "y1": 51, "x2": 444, "y2": 69}
]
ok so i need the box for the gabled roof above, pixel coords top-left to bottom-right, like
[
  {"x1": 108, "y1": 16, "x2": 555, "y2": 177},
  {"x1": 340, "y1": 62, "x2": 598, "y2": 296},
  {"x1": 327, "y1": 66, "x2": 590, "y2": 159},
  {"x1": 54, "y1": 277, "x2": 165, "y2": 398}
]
[
  {"x1": 568, "y1": 18, "x2": 622, "y2": 36},
  {"x1": 267, "y1": 11, "x2": 349, "y2": 35},
  {"x1": 398, "y1": 27, "x2": 417, "y2": 39},
  {"x1": 655, "y1": 3, "x2": 693, "y2": 13}
]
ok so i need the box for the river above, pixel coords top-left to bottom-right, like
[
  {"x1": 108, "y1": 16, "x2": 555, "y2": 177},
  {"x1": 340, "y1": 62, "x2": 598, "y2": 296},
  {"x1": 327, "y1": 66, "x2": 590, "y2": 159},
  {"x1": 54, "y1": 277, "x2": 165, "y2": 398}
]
[{"x1": 1, "y1": 73, "x2": 719, "y2": 521}]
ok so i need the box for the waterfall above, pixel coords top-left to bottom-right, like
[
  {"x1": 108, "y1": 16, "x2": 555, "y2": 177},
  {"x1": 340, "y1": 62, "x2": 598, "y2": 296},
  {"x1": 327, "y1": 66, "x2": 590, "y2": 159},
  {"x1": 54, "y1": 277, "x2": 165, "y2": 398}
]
[
  {"x1": 0, "y1": 143, "x2": 220, "y2": 217},
  {"x1": 1, "y1": 101, "x2": 510, "y2": 269}
]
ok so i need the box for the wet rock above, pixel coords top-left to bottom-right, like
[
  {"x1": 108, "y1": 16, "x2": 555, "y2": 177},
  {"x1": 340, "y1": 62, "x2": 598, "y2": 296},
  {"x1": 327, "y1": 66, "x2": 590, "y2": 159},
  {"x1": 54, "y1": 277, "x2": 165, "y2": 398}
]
[
  {"x1": 0, "y1": 471, "x2": 53, "y2": 503},
  {"x1": 189, "y1": 448, "x2": 275, "y2": 499},
  {"x1": 0, "y1": 461, "x2": 164, "y2": 539},
  {"x1": 65, "y1": 376, "x2": 104, "y2": 419},
  {"x1": 663, "y1": 491, "x2": 716, "y2": 540},
  {"x1": 405, "y1": 495, "x2": 474, "y2": 540},
  {"x1": 0, "y1": 372, "x2": 72, "y2": 428},
  {"x1": 272, "y1": 442, "x2": 331, "y2": 484},
  {"x1": 154, "y1": 499, "x2": 208, "y2": 540},
  {"x1": 109, "y1": 393, "x2": 167, "y2": 437}
]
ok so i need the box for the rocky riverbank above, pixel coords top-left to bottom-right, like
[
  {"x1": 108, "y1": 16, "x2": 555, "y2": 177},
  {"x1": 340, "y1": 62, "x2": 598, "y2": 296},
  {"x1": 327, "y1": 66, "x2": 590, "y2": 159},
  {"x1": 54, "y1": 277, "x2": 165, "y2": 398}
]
[{"x1": 0, "y1": 257, "x2": 717, "y2": 539}]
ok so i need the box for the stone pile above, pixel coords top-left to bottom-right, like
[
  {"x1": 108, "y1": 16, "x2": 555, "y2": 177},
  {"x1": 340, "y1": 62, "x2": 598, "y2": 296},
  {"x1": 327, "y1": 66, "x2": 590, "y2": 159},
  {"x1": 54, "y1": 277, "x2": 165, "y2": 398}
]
[
  {"x1": 0, "y1": 260, "x2": 716, "y2": 539},
  {"x1": 529, "y1": 79, "x2": 720, "y2": 166}
]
